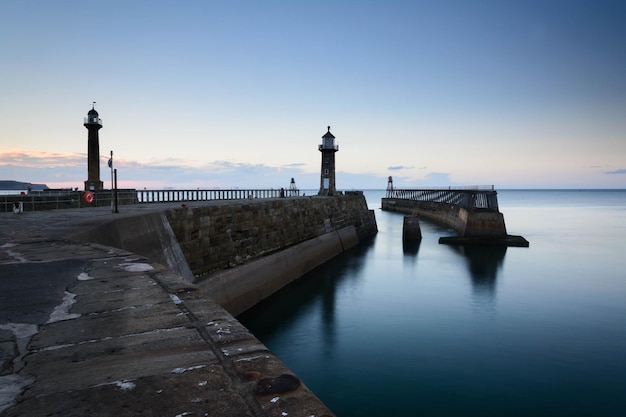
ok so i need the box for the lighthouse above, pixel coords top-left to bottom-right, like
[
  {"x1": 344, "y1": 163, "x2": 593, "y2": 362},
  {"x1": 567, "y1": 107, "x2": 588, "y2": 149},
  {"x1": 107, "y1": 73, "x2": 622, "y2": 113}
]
[
  {"x1": 318, "y1": 126, "x2": 338, "y2": 196},
  {"x1": 84, "y1": 104, "x2": 104, "y2": 191}
]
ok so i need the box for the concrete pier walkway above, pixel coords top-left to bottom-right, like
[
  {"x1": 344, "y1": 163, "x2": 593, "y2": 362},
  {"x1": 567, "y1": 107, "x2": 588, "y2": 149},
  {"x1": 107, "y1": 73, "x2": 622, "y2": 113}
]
[{"x1": 0, "y1": 204, "x2": 334, "y2": 416}]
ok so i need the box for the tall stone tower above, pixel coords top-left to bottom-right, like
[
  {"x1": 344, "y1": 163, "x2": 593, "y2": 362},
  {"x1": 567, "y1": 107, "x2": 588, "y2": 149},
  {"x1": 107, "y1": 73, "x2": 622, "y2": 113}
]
[
  {"x1": 318, "y1": 126, "x2": 338, "y2": 196},
  {"x1": 84, "y1": 105, "x2": 104, "y2": 191}
]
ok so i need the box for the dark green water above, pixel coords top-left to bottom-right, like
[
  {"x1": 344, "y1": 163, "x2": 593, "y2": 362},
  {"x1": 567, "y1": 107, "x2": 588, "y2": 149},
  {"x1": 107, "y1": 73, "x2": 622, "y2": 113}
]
[{"x1": 239, "y1": 190, "x2": 626, "y2": 416}]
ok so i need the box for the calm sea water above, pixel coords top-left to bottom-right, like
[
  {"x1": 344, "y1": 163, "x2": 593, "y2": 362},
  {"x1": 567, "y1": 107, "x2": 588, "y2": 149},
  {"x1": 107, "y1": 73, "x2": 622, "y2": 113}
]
[{"x1": 239, "y1": 190, "x2": 626, "y2": 417}]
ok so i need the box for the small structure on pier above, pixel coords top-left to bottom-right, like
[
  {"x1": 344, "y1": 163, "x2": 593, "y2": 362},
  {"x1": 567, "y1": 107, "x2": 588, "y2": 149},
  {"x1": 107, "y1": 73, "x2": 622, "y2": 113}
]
[
  {"x1": 289, "y1": 177, "x2": 298, "y2": 195},
  {"x1": 318, "y1": 126, "x2": 338, "y2": 196},
  {"x1": 84, "y1": 103, "x2": 104, "y2": 191}
]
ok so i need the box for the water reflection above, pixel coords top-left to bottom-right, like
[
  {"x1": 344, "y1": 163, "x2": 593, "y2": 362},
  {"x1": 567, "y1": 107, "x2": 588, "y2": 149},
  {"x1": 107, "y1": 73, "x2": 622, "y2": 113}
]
[
  {"x1": 402, "y1": 239, "x2": 421, "y2": 256},
  {"x1": 391, "y1": 211, "x2": 507, "y2": 304},
  {"x1": 446, "y1": 244, "x2": 507, "y2": 306},
  {"x1": 238, "y1": 237, "x2": 375, "y2": 343}
]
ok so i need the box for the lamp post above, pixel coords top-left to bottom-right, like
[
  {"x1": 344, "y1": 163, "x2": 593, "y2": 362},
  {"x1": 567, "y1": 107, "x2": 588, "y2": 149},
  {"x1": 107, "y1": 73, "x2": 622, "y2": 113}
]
[{"x1": 108, "y1": 151, "x2": 118, "y2": 213}]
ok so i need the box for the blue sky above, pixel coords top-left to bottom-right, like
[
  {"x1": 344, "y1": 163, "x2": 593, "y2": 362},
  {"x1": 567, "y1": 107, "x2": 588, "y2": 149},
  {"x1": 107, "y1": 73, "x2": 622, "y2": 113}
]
[{"x1": 1, "y1": 0, "x2": 625, "y2": 190}]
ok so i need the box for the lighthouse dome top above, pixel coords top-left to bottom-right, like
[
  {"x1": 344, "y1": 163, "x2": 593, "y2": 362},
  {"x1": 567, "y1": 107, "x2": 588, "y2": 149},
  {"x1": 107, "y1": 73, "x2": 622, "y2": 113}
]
[
  {"x1": 84, "y1": 106, "x2": 102, "y2": 127},
  {"x1": 322, "y1": 126, "x2": 335, "y2": 139}
]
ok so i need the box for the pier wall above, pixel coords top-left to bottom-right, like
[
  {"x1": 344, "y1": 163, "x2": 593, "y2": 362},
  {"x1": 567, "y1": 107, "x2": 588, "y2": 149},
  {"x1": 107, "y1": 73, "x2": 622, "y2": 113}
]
[
  {"x1": 165, "y1": 193, "x2": 376, "y2": 276},
  {"x1": 381, "y1": 197, "x2": 506, "y2": 237},
  {"x1": 74, "y1": 192, "x2": 377, "y2": 315},
  {"x1": 165, "y1": 193, "x2": 377, "y2": 315}
]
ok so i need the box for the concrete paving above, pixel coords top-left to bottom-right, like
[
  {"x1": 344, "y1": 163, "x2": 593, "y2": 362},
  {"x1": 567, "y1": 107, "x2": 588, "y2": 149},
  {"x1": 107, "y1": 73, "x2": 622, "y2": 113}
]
[{"x1": 0, "y1": 205, "x2": 334, "y2": 417}]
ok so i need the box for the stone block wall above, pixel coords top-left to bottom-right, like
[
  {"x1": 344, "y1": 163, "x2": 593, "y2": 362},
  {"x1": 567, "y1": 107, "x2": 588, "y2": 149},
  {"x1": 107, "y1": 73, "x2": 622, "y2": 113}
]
[{"x1": 165, "y1": 193, "x2": 377, "y2": 277}]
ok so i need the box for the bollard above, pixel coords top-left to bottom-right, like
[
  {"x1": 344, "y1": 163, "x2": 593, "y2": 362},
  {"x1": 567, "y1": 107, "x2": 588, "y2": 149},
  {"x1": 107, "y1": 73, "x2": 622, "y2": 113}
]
[{"x1": 402, "y1": 215, "x2": 422, "y2": 241}]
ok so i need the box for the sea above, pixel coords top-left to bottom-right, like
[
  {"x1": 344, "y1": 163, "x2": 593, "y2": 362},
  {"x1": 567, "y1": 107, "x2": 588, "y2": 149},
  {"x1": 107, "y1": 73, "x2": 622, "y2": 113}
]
[{"x1": 239, "y1": 189, "x2": 626, "y2": 417}]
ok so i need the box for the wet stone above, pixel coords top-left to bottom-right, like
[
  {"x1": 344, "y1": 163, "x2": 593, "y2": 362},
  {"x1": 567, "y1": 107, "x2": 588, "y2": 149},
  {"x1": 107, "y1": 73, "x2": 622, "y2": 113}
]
[{"x1": 255, "y1": 374, "x2": 301, "y2": 396}]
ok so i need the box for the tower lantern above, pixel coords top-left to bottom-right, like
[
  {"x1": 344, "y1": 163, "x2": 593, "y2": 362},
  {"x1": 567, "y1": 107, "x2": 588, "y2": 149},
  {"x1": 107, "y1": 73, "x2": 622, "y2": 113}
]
[
  {"x1": 84, "y1": 103, "x2": 104, "y2": 191},
  {"x1": 318, "y1": 126, "x2": 338, "y2": 196}
]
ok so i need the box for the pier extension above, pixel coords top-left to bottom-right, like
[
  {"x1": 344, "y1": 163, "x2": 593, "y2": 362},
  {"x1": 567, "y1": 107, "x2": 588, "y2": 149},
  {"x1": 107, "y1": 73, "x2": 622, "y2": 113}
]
[{"x1": 382, "y1": 186, "x2": 528, "y2": 247}]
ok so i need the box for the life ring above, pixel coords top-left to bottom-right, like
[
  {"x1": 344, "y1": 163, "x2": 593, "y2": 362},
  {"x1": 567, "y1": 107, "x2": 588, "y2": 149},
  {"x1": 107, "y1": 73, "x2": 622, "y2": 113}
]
[{"x1": 83, "y1": 191, "x2": 94, "y2": 204}]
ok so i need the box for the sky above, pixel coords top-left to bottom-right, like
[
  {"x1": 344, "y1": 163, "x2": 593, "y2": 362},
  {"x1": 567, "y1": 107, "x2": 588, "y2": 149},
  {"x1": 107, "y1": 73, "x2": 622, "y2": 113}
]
[{"x1": 1, "y1": 0, "x2": 625, "y2": 190}]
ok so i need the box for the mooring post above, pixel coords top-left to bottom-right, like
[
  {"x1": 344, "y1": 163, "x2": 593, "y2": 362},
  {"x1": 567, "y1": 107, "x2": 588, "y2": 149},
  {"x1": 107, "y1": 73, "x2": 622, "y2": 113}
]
[{"x1": 403, "y1": 215, "x2": 422, "y2": 241}]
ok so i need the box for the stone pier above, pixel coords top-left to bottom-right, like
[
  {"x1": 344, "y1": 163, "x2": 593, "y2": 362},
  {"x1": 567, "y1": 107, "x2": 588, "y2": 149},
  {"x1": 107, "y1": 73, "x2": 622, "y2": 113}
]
[
  {"x1": 1, "y1": 193, "x2": 377, "y2": 416},
  {"x1": 382, "y1": 188, "x2": 528, "y2": 246}
]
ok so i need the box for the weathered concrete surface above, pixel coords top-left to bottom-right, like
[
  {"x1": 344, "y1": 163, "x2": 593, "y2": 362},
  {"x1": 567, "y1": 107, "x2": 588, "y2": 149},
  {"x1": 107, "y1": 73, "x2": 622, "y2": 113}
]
[
  {"x1": 71, "y1": 211, "x2": 194, "y2": 281},
  {"x1": 0, "y1": 204, "x2": 336, "y2": 416},
  {"x1": 199, "y1": 226, "x2": 359, "y2": 316}
]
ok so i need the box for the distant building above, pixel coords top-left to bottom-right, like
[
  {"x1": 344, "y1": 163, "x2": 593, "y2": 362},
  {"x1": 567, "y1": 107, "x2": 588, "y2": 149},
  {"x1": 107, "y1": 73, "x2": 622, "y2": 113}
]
[
  {"x1": 84, "y1": 105, "x2": 104, "y2": 191},
  {"x1": 0, "y1": 180, "x2": 48, "y2": 195},
  {"x1": 318, "y1": 126, "x2": 339, "y2": 196}
]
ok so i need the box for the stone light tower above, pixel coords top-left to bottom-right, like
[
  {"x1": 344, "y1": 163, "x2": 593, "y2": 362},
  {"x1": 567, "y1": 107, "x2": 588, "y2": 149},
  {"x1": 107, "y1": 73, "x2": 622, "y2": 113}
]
[
  {"x1": 318, "y1": 126, "x2": 338, "y2": 196},
  {"x1": 84, "y1": 104, "x2": 104, "y2": 191}
]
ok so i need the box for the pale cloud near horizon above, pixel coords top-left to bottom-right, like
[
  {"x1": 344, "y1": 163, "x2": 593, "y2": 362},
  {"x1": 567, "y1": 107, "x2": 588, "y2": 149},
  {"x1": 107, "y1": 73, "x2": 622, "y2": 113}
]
[
  {"x1": 0, "y1": 148, "x2": 324, "y2": 190},
  {"x1": 2, "y1": 148, "x2": 625, "y2": 190},
  {"x1": 0, "y1": 150, "x2": 85, "y2": 168},
  {"x1": 388, "y1": 165, "x2": 414, "y2": 171},
  {"x1": 0, "y1": 148, "x2": 409, "y2": 190}
]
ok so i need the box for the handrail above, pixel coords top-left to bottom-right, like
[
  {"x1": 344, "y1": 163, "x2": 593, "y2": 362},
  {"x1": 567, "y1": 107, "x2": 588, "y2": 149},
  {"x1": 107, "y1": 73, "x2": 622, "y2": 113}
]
[
  {"x1": 385, "y1": 187, "x2": 500, "y2": 212},
  {"x1": 1, "y1": 188, "x2": 304, "y2": 212},
  {"x1": 387, "y1": 185, "x2": 494, "y2": 191},
  {"x1": 136, "y1": 188, "x2": 301, "y2": 203},
  {"x1": 1, "y1": 190, "x2": 134, "y2": 212}
]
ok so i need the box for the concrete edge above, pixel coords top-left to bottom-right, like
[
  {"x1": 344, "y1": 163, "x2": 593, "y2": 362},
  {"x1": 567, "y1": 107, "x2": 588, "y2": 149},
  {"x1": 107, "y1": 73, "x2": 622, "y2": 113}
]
[{"x1": 69, "y1": 211, "x2": 194, "y2": 281}]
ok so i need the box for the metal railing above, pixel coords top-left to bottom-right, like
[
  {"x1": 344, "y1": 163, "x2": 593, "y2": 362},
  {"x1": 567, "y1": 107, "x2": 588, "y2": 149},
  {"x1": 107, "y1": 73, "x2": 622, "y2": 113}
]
[
  {"x1": 1, "y1": 190, "x2": 137, "y2": 212},
  {"x1": 385, "y1": 187, "x2": 499, "y2": 212},
  {"x1": 136, "y1": 188, "x2": 301, "y2": 203},
  {"x1": 84, "y1": 117, "x2": 102, "y2": 125},
  {"x1": 2, "y1": 188, "x2": 306, "y2": 212},
  {"x1": 2, "y1": 193, "x2": 80, "y2": 212}
]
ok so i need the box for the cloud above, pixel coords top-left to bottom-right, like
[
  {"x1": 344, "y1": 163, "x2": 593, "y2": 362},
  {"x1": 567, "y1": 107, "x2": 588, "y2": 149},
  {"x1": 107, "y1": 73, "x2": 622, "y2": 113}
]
[
  {"x1": 606, "y1": 168, "x2": 626, "y2": 174},
  {"x1": 388, "y1": 165, "x2": 428, "y2": 172},
  {"x1": 6, "y1": 148, "x2": 538, "y2": 190},
  {"x1": 0, "y1": 150, "x2": 85, "y2": 168},
  {"x1": 0, "y1": 149, "x2": 320, "y2": 190},
  {"x1": 388, "y1": 165, "x2": 414, "y2": 171}
]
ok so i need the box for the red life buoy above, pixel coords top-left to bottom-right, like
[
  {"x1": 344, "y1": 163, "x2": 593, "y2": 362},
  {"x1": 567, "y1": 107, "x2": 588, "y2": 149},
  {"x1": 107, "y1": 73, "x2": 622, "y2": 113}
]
[{"x1": 83, "y1": 191, "x2": 94, "y2": 204}]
